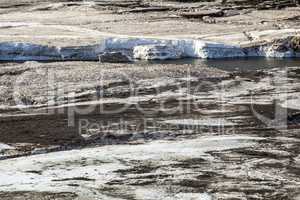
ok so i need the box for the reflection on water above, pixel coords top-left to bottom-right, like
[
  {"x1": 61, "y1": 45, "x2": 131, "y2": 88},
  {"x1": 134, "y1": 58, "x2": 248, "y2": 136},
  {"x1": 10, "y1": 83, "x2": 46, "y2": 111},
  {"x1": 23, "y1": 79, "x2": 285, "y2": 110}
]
[
  {"x1": 203, "y1": 58, "x2": 300, "y2": 72},
  {"x1": 143, "y1": 58, "x2": 300, "y2": 72},
  {"x1": 2, "y1": 58, "x2": 300, "y2": 72}
]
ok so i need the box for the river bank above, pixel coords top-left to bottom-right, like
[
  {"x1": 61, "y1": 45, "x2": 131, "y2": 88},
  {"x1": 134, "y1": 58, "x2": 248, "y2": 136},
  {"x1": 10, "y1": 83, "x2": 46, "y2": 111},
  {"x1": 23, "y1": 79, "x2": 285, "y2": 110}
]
[{"x1": 0, "y1": 1, "x2": 300, "y2": 200}]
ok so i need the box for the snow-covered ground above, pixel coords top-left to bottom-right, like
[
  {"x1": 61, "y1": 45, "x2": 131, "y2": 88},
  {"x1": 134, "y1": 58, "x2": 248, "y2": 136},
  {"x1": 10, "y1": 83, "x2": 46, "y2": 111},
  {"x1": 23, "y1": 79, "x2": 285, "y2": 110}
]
[
  {"x1": 0, "y1": 143, "x2": 14, "y2": 152},
  {"x1": 0, "y1": 135, "x2": 260, "y2": 199}
]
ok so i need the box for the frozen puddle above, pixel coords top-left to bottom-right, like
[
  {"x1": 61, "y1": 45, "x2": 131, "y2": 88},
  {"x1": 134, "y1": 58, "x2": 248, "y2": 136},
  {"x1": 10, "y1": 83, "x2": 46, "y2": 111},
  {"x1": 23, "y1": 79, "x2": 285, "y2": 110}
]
[{"x1": 0, "y1": 135, "x2": 261, "y2": 199}]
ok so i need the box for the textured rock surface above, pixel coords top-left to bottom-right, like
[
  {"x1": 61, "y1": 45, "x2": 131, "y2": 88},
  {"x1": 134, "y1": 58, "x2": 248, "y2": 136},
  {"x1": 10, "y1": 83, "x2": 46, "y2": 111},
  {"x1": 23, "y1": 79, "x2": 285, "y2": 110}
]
[
  {"x1": 0, "y1": 1, "x2": 300, "y2": 200},
  {"x1": 0, "y1": 61, "x2": 300, "y2": 199}
]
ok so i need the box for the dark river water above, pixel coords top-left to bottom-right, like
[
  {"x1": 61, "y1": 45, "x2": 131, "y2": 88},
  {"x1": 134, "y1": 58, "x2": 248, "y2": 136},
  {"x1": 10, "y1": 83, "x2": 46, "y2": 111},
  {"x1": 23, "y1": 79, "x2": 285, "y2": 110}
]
[
  {"x1": 2, "y1": 58, "x2": 300, "y2": 72},
  {"x1": 142, "y1": 58, "x2": 300, "y2": 72}
]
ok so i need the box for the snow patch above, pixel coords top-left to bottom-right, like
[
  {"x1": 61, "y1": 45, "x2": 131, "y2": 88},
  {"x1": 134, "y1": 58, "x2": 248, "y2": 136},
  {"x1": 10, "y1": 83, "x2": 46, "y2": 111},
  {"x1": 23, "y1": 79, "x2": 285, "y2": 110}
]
[
  {"x1": 0, "y1": 135, "x2": 261, "y2": 197},
  {"x1": 281, "y1": 98, "x2": 300, "y2": 110},
  {"x1": 1, "y1": 30, "x2": 300, "y2": 61},
  {"x1": 105, "y1": 37, "x2": 246, "y2": 59},
  {"x1": 0, "y1": 143, "x2": 14, "y2": 151},
  {"x1": 134, "y1": 44, "x2": 183, "y2": 60}
]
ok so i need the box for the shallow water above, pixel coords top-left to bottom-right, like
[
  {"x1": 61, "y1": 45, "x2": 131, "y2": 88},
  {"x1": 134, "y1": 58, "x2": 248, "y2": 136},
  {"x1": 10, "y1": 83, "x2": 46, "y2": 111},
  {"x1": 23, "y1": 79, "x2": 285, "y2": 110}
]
[
  {"x1": 3, "y1": 58, "x2": 300, "y2": 72},
  {"x1": 142, "y1": 58, "x2": 300, "y2": 72}
]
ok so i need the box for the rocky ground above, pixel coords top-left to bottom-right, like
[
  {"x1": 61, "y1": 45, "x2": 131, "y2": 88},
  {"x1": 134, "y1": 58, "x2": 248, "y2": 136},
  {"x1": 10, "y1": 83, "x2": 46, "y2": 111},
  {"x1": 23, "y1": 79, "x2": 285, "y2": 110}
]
[
  {"x1": 0, "y1": 60, "x2": 299, "y2": 200},
  {"x1": 0, "y1": 0, "x2": 300, "y2": 200}
]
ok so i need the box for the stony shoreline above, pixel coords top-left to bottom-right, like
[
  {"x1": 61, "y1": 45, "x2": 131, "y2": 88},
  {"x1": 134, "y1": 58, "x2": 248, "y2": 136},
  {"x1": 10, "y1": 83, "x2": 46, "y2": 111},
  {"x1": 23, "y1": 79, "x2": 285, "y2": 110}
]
[
  {"x1": 1, "y1": 60, "x2": 300, "y2": 200},
  {"x1": 0, "y1": 1, "x2": 300, "y2": 200}
]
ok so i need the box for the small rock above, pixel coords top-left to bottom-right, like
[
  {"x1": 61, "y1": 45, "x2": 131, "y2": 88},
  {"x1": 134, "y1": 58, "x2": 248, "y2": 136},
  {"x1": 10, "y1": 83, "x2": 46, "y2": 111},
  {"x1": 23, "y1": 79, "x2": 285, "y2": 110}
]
[
  {"x1": 271, "y1": 38, "x2": 293, "y2": 52},
  {"x1": 224, "y1": 9, "x2": 240, "y2": 17},
  {"x1": 262, "y1": 36, "x2": 300, "y2": 57},
  {"x1": 99, "y1": 51, "x2": 132, "y2": 63},
  {"x1": 180, "y1": 9, "x2": 224, "y2": 18},
  {"x1": 269, "y1": 36, "x2": 300, "y2": 53},
  {"x1": 290, "y1": 36, "x2": 300, "y2": 52},
  {"x1": 202, "y1": 16, "x2": 216, "y2": 24},
  {"x1": 288, "y1": 112, "x2": 300, "y2": 124}
]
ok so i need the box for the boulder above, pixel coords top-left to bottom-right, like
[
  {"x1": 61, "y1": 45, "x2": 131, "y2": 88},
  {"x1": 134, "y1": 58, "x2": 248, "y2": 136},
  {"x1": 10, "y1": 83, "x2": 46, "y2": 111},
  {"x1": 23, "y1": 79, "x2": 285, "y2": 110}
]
[
  {"x1": 262, "y1": 36, "x2": 300, "y2": 57},
  {"x1": 290, "y1": 36, "x2": 300, "y2": 52},
  {"x1": 179, "y1": 9, "x2": 224, "y2": 18},
  {"x1": 99, "y1": 51, "x2": 133, "y2": 63}
]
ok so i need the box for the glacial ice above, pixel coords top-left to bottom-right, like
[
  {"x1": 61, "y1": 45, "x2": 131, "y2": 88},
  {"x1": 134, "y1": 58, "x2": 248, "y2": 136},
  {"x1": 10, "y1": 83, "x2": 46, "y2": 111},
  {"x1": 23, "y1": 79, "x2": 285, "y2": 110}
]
[
  {"x1": 1, "y1": 31, "x2": 300, "y2": 61},
  {"x1": 133, "y1": 44, "x2": 183, "y2": 60}
]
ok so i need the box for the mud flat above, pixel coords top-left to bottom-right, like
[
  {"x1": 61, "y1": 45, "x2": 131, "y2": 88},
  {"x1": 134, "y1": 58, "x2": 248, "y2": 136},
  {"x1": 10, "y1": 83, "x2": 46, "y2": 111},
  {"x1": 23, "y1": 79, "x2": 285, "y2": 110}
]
[{"x1": 0, "y1": 0, "x2": 300, "y2": 200}]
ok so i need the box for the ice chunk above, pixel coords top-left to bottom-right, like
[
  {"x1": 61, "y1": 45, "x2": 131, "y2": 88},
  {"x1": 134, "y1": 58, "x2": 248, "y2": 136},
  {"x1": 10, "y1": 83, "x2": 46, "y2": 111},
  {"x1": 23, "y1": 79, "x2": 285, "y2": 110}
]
[
  {"x1": 0, "y1": 143, "x2": 14, "y2": 151},
  {"x1": 133, "y1": 44, "x2": 183, "y2": 60}
]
